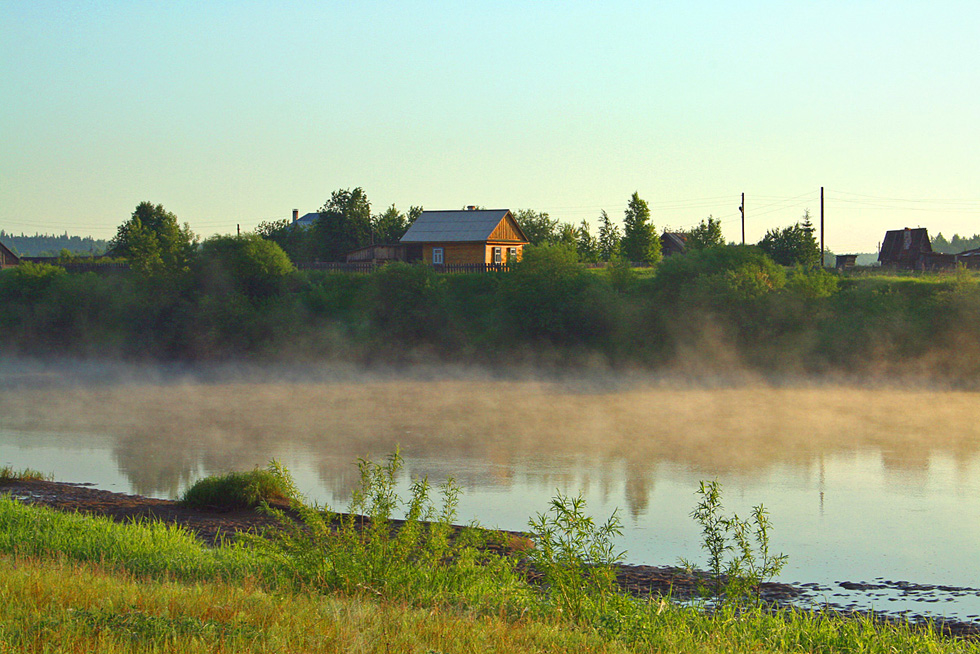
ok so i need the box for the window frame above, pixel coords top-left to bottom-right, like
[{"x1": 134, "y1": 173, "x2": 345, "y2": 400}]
[{"x1": 432, "y1": 247, "x2": 444, "y2": 264}]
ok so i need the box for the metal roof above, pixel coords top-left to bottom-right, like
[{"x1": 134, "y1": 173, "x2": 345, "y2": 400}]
[
  {"x1": 400, "y1": 209, "x2": 516, "y2": 243},
  {"x1": 294, "y1": 212, "x2": 319, "y2": 227}
]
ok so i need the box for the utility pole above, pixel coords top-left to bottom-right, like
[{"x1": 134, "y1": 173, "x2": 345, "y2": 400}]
[
  {"x1": 820, "y1": 187, "x2": 825, "y2": 266},
  {"x1": 739, "y1": 193, "x2": 745, "y2": 245},
  {"x1": 237, "y1": 223, "x2": 241, "y2": 237}
]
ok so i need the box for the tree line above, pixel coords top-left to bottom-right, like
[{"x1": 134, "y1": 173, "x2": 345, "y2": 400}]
[{"x1": 0, "y1": 231, "x2": 109, "y2": 257}]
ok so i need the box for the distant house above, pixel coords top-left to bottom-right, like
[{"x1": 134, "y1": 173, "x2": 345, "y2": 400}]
[
  {"x1": 878, "y1": 228, "x2": 934, "y2": 269},
  {"x1": 0, "y1": 240, "x2": 20, "y2": 269},
  {"x1": 835, "y1": 254, "x2": 858, "y2": 270},
  {"x1": 399, "y1": 208, "x2": 529, "y2": 265},
  {"x1": 660, "y1": 232, "x2": 687, "y2": 257},
  {"x1": 290, "y1": 209, "x2": 319, "y2": 228}
]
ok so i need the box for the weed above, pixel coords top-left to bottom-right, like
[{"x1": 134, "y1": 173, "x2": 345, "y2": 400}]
[
  {"x1": 527, "y1": 490, "x2": 625, "y2": 622},
  {"x1": 248, "y1": 449, "x2": 529, "y2": 610},
  {"x1": 179, "y1": 462, "x2": 291, "y2": 510},
  {"x1": 680, "y1": 480, "x2": 788, "y2": 604}
]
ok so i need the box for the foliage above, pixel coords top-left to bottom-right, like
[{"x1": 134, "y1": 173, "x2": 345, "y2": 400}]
[
  {"x1": 109, "y1": 202, "x2": 197, "y2": 277},
  {"x1": 932, "y1": 231, "x2": 980, "y2": 254},
  {"x1": 527, "y1": 491, "x2": 625, "y2": 621},
  {"x1": 0, "y1": 230, "x2": 109, "y2": 257},
  {"x1": 197, "y1": 233, "x2": 295, "y2": 299},
  {"x1": 501, "y1": 244, "x2": 615, "y2": 345},
  {"x1": 179, "y1": 464, "x2": 293, "y2": 510},
  {"x1": 367, "y1": 262, "x2": 446, "y2": 342},
  {"x1": 371, "y1": 203, "x2": 420, "y2": 243},
  {"x1": 680, "y1": 481, "x2": 788, "y2": 604},
  {"x1": 786, "y1": 264, "x2": 840, "y2": 299},
  {"x1": 313, "y1": 187, "x2": 373, "y2": 262},
  {"x1": 654, "y1": 245, "x2": 786, "y2": 309},
  {"x1": 247, "y1": 452, "x2": 527, "y2": 608},
  {"x1": 757, "y1": 211, "x2": 819, "y2": 267},
  {"x1": 0, "y1": 261, "x2": 66, "y2": 301},
  {"x1": 514, "y1": 209, "x2": 561, "y2": 246},
  {"x1": 597, "y1": 209, "x2": 622, "y2": 261},
  {"x1": 620, "y1": 192, "x2": 662, "y2": 264},
  {"x1": 576, "y1": 220, "x2": 601, "y2": 263},
  {"x1": 686, "y1": 216, "x2": 725, "y2": 250}
]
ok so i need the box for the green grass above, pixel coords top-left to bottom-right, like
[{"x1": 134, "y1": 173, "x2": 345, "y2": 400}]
[
  {"x1": 0, "y1": 466, "x2": 53, "y2": 482},
  {"x1": 1, "y1": 456, "x2": 977, "y2": 653},
  {"x1": 178, "y1": 463, "x2": 291, "y2": 510}
]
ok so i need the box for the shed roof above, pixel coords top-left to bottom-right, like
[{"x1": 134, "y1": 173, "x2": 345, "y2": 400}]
[
  {"x1": 0, "y1": 240, "x2": 20, "y2": 267},
  {"x1": 400, "y1": 209, "x2": 527, "y2": 243}
]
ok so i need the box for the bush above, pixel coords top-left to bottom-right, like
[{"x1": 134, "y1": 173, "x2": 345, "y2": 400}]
[
  {"x1": 197, "y1": 234, "x2": 295, "y2": 299},
  {"x1": 501, "y1": 244, "x2": 615, "y2": 345},
  {"x1": 367, "y1": 263, "x2": 447, "y2": 342},
  {"x1": 179, "y1": 464, "x2": 292, "y2": 510}
]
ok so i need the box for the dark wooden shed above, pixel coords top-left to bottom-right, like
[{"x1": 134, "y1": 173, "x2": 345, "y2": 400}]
[
  {"x1": 877, "y1": 228, "x2": 933, "y2": 269},
  {"x1": 660, "y1": 232, "x2": 687, "y2": 257},
  {"x1": 835, "y1": 254, "x2": 858, "y2": 270}
]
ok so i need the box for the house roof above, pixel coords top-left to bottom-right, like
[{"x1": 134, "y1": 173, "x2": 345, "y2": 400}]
[
  {"x1": 878, "y1": 228, "x2": 932, "y2": 263},
  {"x1": 400, "y1": 209, "x2": 527, "y2": 243},
  {"x1": 294, "y1": 212, "x2": 318, "y2": 227}
]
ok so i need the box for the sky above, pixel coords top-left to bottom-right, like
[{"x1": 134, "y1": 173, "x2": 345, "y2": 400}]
[{"x1": 2, "y1": 1, "x2": 980, "y2": 253}]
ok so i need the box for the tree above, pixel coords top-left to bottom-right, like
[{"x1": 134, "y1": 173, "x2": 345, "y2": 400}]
[
  {"x1": 757, "y1": 210, "x2": 819, "y2": 267},
  {"x1": 110, "y1": 202, "x2": 196, "y2": 277},
  {"x1": 597, "y1": 210, "x2": 621, "y2": 261},
  {"x1": 620, "y1": 192, "x2": 661, "y2": 264},
  {"x1": 687, "y1": 215, "x2": 725, "y2": 250},
  {"x1": 576, "y1": 220, "x2": 601, "y2": 263},
  {"x1": 313, "y1": 188, "x2": 373, "y2": 261},
  {"x1": 514, "y1": 209, "x2": 559, "y2": 246},
  {"x1": 372, "y1": 203, "x2": 422, "y2": 243}
]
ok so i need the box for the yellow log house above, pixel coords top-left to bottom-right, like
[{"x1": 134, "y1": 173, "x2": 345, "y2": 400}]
[{"x1": 399, "y1": 209, "x2": 529, "y2": 265}]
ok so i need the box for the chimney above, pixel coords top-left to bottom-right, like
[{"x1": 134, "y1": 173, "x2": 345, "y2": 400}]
[{"x1": 292, "y1": 209, "x2": 299, "y2": 223}]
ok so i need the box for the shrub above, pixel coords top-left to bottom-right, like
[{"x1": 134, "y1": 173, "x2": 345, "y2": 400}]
[
  {"x1": 197, "y1": 234, "x2": 295, "y2": 299},
  {"x1": 179, "y1": 464, "x2": 292, "y2": 510},
  {"x1": 680, "y1": 480, "x2": 787, "y2": 604},
  {"x1": 367, "y1": 262, "x2": 447, "y2": 342}
]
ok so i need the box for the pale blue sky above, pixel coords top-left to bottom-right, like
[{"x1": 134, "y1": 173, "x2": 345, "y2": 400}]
[{"x1": 3, "y1": 1, "x2": 979, "y2": 252}]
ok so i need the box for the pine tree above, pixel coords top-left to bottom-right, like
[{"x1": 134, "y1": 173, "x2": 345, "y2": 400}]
[{"x1": 620, "y1": 192, "x2": 661, "y2": 264}]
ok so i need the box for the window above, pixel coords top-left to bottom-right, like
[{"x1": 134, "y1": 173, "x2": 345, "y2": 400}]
[
  {"x1": 508, "y1": 247, "x2": 517, "y2": 262},
  {"x1": 493, "y1": 247, "x2": 502, "y2": 264},
  {"x1": 432, "y1": 247, "x2": 444, "y2": 264}
]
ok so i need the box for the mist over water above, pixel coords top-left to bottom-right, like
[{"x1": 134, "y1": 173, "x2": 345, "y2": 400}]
[{"x1": 2, "y1": 358, "x2": 980, "y2": 619}]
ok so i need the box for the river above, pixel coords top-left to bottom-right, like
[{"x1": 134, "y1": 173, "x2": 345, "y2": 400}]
[{"x1": 2, "y1": 360, "x2": 979, "y2": 623}]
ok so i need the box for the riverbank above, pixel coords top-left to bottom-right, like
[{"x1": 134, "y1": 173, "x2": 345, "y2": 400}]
[{"x1": 2, "y1": 477, "x2": 978, "y2": 642}]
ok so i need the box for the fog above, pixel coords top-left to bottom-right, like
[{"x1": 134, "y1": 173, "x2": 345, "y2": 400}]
[{"x1": 2, "y1": 357, "x2": 978, "y2": 505}]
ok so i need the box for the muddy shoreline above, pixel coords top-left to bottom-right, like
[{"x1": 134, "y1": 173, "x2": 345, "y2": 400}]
[{"x1": 2, "y1": 478, "x2": 978, "y2": 639}]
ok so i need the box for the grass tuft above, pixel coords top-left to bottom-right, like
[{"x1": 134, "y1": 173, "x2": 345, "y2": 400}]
[
  {"x1": 179, "y1": 462, "x2": 291, "y2": 510},
  {"x1": 0, "y1": 465, "x2": 53, "y2": 481}
]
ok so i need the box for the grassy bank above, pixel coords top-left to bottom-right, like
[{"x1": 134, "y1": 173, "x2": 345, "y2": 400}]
[
  {"x1": 2, "y1": 249, "x2": 979, "y2": 382},
  {"x1": 1, "y1": 459, "x2": 976, "y2": 653}
]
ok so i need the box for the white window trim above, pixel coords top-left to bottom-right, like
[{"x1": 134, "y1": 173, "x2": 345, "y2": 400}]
[
  {"x1": 493, "y1": 247, "x2": 502, "y2": 264},
  {"x1": 432, "y1": 247, "x2": 444, "y2": 264}
]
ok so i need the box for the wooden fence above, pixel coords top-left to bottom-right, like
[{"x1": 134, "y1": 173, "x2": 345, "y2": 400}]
[{"x1": 297, "y1": 262, "x2": 512, "y2": 274}]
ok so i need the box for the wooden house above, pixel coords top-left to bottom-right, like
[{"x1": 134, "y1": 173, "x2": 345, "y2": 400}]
[
  {"x1": 400, "y1": 209, "x2": 529, "y2": 265},
  {"x1": 835, "y1": 254, "x2": 858, "y2": 270},
  {"x1": 878, "y1": 228, "x2": 933, "y2": 269},
  {"x1": 660, "y1": 232, "x2": 687, "y2": 257},
  {"x1": 0, "y1": 240, "x2": 20, "y2": 269}
]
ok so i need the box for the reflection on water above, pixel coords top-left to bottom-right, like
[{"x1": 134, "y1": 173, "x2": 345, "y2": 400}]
[{"x1": 2, "y1": 363, "x2": 980, "y2": 620}]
